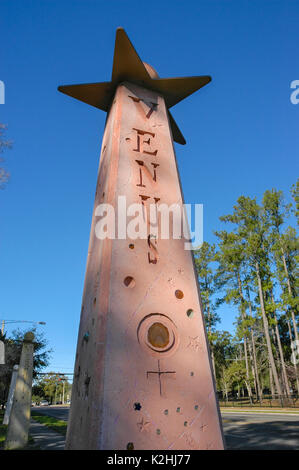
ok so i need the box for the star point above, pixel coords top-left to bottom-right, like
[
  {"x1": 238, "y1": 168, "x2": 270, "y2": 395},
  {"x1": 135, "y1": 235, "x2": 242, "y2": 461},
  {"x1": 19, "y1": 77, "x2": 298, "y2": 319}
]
[
  {"x1": 58, "y1": 27, "x2": 211, "y2": 145},
  {"x1": 137, "y1": 417, "x2": 151, "y2": 432},
  {"x1": 187, "y1": 336, "x2": 202, "y2": 352}
]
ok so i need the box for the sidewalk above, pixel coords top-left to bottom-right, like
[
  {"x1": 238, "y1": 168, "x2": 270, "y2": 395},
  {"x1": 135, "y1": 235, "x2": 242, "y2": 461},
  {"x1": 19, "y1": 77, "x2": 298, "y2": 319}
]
[
  {"x1": 220, "y1": 407, "x2": 299, "y2": 415},
  {"x1": 29, "y1": 419, "x2": 66, "y2": 450}
]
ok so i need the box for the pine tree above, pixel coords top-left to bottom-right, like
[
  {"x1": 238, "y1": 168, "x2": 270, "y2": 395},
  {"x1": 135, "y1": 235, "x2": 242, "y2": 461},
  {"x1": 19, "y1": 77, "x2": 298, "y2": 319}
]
[
  {"x1": 214, "y1": 230, "x2": 254, "y2": 401},
  {"x1": 194, "y1": 242, "x2": 220, "y2": 379},
  {"x1": 291, "y1": 179, "x2": 299, "y2": 226},
  {"x1": 220, "y1": 196, "x2": 283, "y2": 396},
  {"x1": 263, "y1": 189, "x2": 299, "y2": 394}
]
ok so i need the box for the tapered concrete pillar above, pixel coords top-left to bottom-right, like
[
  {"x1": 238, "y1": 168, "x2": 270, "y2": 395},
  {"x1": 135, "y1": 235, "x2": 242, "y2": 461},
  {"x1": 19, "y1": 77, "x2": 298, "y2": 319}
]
[
  {"x1": 0, "y1": 339, "x2": 4, "y2": 364},
  {"x1": 60, "y1": 28, "x2": 224, "y2": 450},
  {"x1": 3, "y1": 365, "x2": 19, "y2": 425},
  {"x1": 4, "y1": 332, "x2": 34, "y2": 450}
]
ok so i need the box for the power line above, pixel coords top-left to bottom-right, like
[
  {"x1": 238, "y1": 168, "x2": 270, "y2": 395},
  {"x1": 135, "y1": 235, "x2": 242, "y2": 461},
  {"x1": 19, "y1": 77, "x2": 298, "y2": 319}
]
[{"x1": 36, "y1": 372, "x2": 74, "y2": 376}]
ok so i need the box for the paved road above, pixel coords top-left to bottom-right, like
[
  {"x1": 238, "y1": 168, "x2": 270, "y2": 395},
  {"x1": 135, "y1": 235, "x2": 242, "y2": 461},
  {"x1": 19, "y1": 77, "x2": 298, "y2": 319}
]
[
  {"x1": 33, "y1": 405, "x2": 69, "y2": 422},
  {"x1": 33, "y1": 406, "x2": 299, "y2": 450},
  {"x1": 222, "y1": 411, "x2": 299, "y2": 449}
]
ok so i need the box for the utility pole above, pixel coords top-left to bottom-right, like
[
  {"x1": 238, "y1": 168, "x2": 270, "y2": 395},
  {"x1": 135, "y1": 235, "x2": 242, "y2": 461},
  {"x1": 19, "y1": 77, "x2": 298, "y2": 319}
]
[
  {"x1": 0, "y1": 319, "x2": 46, "y2": 335},
  {"x1": 62, "y1": 378, "x2": 65, "y2": 404}
]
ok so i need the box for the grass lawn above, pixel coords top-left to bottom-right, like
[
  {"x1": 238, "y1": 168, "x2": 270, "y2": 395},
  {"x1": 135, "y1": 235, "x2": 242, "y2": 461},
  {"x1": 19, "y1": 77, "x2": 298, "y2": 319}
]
[{"x1": 31, "y1": 411, "x2": 68, "y2": 436}]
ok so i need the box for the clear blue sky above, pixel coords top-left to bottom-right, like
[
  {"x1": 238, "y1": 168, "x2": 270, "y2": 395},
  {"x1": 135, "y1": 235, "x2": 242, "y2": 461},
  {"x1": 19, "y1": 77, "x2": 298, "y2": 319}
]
[{"x1": 1, "y1": 0, "x2": 298, "y2": 376}]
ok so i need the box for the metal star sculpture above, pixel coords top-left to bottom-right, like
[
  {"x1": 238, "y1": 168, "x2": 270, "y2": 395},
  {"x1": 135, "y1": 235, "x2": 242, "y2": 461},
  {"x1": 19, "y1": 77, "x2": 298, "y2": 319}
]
[{"x1": 58, "y1": 28, "x2": 211, "y2": 145}]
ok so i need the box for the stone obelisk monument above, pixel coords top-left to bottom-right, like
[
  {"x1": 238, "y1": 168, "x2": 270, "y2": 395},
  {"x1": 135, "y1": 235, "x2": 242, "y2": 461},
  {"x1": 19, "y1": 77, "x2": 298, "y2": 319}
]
[
  {"x1": 3, "y1": 365, "x2": 19, "y2": 425},
  {"x1": 5, "y1": 332, "x2": 34, "y2": 450},
  {"x1": 59, "y1": 28, "x2": 224, "y2": 450}
]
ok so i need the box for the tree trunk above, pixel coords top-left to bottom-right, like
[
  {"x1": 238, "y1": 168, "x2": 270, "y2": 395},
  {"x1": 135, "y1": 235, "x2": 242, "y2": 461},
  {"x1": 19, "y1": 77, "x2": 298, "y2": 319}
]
[
  {"x1": 247, "y1": 294, "x2": 263, "y2": 401},
  {"x1": 287, "y1": 320, "x2": 299, "y2": 394},
  {"x1": 248, "y1": 338, "x2": 259, "y2": 400},
  {"x1": 280, "y1": 246, "x2": 298, "y2": 343},
  {"x1": 237, "y1": 274, "x2": 253, "y2": 403},
  {"x1": 255, "y1": 261, "x2": 283, "y2": 396},
  {"x1": 211, "y1": 347, "x2": 216, "y2": 381},
  {"x1": 269, "y1": 364, "x2": 275, "y2": 397},
  {"x1": 271, "y1": 295, "x2": 291, "y2": 397}
]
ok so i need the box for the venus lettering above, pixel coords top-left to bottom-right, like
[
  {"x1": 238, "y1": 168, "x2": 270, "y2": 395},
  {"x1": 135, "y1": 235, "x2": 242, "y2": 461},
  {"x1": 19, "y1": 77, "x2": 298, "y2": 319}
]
[
  {"x1": 128, "y1": 95, "x2": 158, "y2": 119},
  {"x1": 132, "y1": 128, "x2": 158, "y2": 156}
]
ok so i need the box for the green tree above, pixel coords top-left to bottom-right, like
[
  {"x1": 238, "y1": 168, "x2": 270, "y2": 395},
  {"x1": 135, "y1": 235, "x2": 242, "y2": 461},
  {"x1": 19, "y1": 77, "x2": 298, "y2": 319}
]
[
  {"x1": 291, "y1": 179, "x2": 299, "y2": 226},
  {"x1": 214, "y1": 230, "x2": 255, "y2": 401},
  {"x1": 212, "y1": 330, "x2": 237, "y2": 393},
  {"x1": 194, "y1": 242, "x2": 220, "y2": 379},
  {"x1": 263, "y1": 189, "x2": 298, "y2": 343},
  {"x1": 220, "y1": 196, "x2": 283, "y2": 396},
  {"x1": 0, "y1": 328, "x2": 52, "y2": 407},
  {"x1": 36, "y1": 373, "x2": 71, "y2": 404},
  {"x1": 226, "y1": 360, "x2": 254, "y2": 397},
  {"x1": 219, "y1": 366, "x2": 231, "y2": 401},
  {"x1": 262, "y1": 189, "x2": 299, "y2": 394}
]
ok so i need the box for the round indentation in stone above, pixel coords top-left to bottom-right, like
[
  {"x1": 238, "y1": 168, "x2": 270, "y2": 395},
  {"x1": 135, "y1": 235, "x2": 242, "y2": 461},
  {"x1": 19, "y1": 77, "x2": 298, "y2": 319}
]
[
  {"x1": 83, "y1": 332, "x2": 89, "y2": 342},
  {"x1": 194, "y1": 405, "x2": 199, "y2": 410},
  {"x1": 129, "y1": 244, "x2": 134, "y2": 250},
  {"x1": 124, "y1": 276, "x2": 135, "y2": 288},
  {"x1": 134, "y1": 402, "x2": 141, "y2": 411},
  {"x1": 137, "y1": 313, "x2": 179, "y2": 358},
  {"x1": 147, "y1": 322, "x2": 170, "y2": 349},
  {"x1": 164, "y1": 409, "x2": 168, "y2": 415},
  {"x1": 187, "y1": 309, "x2": 194, "y2": 318},
  {"x1": 175, "y1": 289, "x2": 184, "y2": 299},
  {"x1": 190, "y1": 371, "x2": 194, "y2": 377},
  {"x1": 184, "y1": 421, "x2": 188, "y2": 427},
  {"x1": 127, "y1": 442, "x2": 134, "y2": 450},
  {"x1": 156, "y1": 429, "x2": 161, "y2": 435},
  {"x1": 176, "y1": 407, "x2": 181, "y2": 413}
]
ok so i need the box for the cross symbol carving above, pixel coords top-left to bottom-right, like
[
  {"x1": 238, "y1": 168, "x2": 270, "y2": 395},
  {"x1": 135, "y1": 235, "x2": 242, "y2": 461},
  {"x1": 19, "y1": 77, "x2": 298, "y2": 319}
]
[{"x1": 146, "y1": 360, "x2": 176, "y2": 396}]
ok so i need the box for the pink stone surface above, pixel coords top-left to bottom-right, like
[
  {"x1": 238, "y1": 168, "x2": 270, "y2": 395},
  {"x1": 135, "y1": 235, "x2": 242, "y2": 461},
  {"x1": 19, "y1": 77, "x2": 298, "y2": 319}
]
[{"x1": 65, "y1": 82, "x2": 225, "y2": 450}]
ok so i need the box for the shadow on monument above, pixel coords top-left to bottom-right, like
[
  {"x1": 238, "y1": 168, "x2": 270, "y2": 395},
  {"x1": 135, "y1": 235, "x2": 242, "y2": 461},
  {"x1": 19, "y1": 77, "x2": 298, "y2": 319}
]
[{"x1": 66, "y1": 296, "x2": 225, "y2": 450}]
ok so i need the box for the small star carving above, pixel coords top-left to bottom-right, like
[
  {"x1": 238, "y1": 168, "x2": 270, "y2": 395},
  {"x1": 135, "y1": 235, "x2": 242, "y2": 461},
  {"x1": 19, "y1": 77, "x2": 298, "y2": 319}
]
[
  {"x1": 184, "y1": 432, "x2": 197, "y2": 449},
  {"x1": 187, "y1": 336, "x2": 202, "y2": 352},
  {"x1": 137, "y1": 417, "x2": 151, "y2": 432},
  {"x1": 205, "y1": 441, "x2": 214, "y2": 450},
  {"x1": 167, "y1": 277, "x2": 175, "y2": 286},
  {"x1": 200, "y1": 423, "x2": 208, "y2": 432}
]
